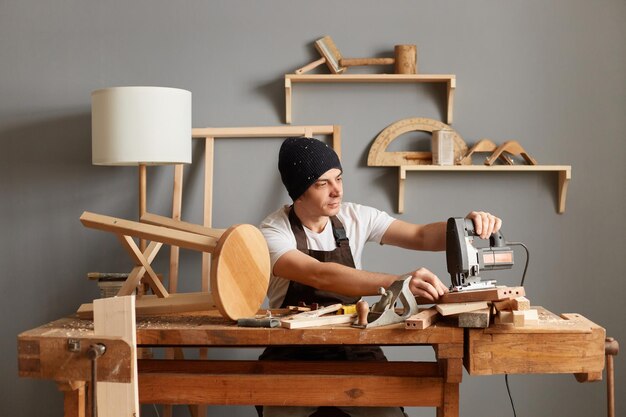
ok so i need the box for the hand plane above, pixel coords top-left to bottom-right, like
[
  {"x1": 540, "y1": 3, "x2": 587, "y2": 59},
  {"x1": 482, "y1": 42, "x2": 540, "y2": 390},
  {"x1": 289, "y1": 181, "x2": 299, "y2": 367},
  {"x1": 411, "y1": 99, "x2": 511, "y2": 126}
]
[
  {"x1": 353, "y1": 275, "x2": 419, "y2": 328},
  {"x1": 446, "y1": 217, "x2": 514, "y2": 292}
]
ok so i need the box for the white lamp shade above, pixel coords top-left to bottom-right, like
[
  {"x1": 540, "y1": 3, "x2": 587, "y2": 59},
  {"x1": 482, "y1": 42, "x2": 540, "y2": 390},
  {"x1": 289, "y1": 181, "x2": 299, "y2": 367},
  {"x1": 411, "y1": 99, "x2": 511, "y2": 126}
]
[{"x1": 91, "y1": 86, "x2": 192, "y2": 165}]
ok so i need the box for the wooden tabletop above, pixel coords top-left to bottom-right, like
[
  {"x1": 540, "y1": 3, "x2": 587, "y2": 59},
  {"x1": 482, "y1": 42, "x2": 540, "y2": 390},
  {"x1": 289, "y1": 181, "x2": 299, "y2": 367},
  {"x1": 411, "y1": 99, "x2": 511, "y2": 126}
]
[{"x1": 19, "y1": 310, "x2": 464, "y2": 348}]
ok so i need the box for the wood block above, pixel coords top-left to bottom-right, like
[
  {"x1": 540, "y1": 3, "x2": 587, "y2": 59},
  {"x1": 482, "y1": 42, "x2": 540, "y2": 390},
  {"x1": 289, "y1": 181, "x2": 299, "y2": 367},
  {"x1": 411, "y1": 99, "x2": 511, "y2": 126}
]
[
  {"x1": 495, "y1": 311, "x2": 514, "y2": 325},
  {"x1": 436, "y1": 301, "x2": 489, "y2": 316},
  {"x1": 499, "y1": 309, "x2": 539, "y2": 327},
  {"x1": 405, "y1": 307, "x2": 439, "y2": 329},
  {"x1": 492, "y1": 299, "x2": 514, "y2": 312},
  {"x1": 513, "y1": 296, "x2": 530, "y2": 311},
  {"x1": 512, "y1": 310, "x2": 525, "y2": 327},
  {"x1": 458, "y1": 308, "x2": 491, "y2": 328},
  {"x1": 522, "y1": 309, "x2": 538, "y2": 324}
]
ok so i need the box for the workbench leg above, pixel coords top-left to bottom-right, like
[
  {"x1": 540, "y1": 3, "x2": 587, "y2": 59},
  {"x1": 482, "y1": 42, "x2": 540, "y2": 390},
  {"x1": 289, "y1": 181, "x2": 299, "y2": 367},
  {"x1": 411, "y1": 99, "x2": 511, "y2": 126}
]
[
  {"x1": 436, "y1": 383, "x2": 459, "y2": 417},
  {"x1": 57, "y1": 381, "x2": 86, "y2": 417}
]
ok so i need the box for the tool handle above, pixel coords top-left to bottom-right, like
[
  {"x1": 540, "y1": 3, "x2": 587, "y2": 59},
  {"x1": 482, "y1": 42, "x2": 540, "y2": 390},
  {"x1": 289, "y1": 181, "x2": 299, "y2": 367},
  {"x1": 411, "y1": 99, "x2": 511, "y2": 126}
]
[
  {"x1": 295, "y1": 57, "x2": 326, "y2": 75},
  {"x1": 237, "y1": 318, "x2": 280, "y2": 328},
  {"x1": 339, "y1": 57, "x2": 395, "y2": 66},
  {"x1": 463, "y1": 218, "x2": 506, "y2": 247}
]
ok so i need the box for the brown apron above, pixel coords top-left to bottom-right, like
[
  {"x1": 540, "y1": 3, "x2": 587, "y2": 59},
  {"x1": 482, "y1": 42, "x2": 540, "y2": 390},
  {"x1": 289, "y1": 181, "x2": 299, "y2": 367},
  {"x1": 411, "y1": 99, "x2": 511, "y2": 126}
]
[{"x1": 259, "y1": 207, "x2": 385, "y2": 362}]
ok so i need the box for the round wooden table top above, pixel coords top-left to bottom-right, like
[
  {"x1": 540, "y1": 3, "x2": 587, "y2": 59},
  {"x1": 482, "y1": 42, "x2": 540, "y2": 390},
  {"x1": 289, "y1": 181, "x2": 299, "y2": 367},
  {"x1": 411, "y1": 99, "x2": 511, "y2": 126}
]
[{"x1": 211, "y1": 224, "x2": 271, "y2": 321}]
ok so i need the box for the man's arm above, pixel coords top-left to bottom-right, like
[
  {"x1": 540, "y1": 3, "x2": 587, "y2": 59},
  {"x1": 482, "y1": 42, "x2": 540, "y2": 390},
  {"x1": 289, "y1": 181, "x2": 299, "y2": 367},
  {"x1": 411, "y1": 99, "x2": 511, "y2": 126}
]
[
  {"x1": 380, "y1": 211, "x2": 502, "y2": 251},
  {"x1": 273, "y1": 249, "x2": 447, "y2": 301}
]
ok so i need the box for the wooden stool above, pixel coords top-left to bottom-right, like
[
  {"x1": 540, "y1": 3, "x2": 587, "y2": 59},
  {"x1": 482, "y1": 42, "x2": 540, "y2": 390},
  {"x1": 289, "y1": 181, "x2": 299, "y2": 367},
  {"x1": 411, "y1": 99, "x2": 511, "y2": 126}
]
[{"x1": 80, "y1": 211, "x2": 270, "y2": 321}]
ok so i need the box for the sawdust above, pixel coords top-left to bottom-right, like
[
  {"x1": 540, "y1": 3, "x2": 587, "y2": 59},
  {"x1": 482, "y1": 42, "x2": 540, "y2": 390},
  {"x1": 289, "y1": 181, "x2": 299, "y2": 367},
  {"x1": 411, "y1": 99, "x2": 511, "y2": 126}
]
[{"x1": 136, "y1": 314, "x2": 230, "y2": 329}]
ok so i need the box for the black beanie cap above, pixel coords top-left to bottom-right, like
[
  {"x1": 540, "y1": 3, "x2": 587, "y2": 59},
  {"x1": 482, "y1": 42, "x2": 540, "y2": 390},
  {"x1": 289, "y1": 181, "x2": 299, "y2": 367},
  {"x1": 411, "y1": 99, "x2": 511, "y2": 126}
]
[{"x1": 278, "y1": 137, "x2": 342, "y2": 201}]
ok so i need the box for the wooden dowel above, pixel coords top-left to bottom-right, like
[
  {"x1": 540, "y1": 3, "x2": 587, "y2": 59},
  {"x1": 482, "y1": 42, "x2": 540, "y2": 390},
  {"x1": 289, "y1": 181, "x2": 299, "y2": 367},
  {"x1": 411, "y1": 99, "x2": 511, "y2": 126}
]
[{"x1": 141, "y1": 213, "x2": 225, "y2": 240}]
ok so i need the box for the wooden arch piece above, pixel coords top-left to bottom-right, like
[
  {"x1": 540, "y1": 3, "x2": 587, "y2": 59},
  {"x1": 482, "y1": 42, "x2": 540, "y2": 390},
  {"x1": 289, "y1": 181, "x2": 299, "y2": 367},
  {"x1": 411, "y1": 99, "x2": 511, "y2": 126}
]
[{"x1": 367, "y1": 118, "x2": 468, "y2": 166}]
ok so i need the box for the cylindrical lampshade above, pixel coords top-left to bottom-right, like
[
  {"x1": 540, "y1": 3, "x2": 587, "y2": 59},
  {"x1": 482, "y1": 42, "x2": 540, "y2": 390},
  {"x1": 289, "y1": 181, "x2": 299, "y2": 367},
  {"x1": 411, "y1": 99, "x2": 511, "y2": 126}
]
[{"x1": 91, "y1": 86, "x2": 192, "y2": 165}]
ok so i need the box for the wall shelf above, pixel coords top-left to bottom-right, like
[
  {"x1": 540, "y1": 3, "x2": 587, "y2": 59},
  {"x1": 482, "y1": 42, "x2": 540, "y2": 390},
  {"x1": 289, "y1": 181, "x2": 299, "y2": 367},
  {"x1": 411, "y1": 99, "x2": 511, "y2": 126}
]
[
  {"x1": 284, "y1": 74, "x2": 456, "y2": 125},
  {"x1": 397, "y1": 165, "x2": 571, "y2": 214}
]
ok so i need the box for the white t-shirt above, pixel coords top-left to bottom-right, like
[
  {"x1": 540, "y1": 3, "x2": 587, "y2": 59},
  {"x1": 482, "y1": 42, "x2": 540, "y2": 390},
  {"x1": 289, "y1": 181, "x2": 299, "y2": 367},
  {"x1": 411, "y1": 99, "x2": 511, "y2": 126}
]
[{"x1": 260, "y1": 202, "x2": 395, "y2": 308}]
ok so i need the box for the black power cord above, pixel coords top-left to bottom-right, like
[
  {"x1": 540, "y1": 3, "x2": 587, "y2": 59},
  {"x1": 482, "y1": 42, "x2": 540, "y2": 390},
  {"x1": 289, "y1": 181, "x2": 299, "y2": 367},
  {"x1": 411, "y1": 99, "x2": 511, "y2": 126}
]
[
  {"x1": 505, "y1": 374, "x2": 517, "y2": 417},
  {"x1": 500, "y1": 241, "x2": 530, "y2": 417},
  {"x1": 506, "y1": 242, "x2": 530, "y2": 286}
]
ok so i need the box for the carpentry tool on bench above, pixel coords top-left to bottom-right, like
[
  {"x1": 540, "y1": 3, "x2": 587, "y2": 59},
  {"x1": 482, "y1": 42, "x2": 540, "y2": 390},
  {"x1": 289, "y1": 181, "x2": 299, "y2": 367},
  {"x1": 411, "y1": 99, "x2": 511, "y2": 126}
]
[
  {"x1": 446, "y1": 217, "x2": 515, "y2": 292},
  {"x1": 296, "y1": 35, "x2": 417, "y2": 75},
  {"x1": 353, "y1": 275, "x2": 419, "y2": 328}
]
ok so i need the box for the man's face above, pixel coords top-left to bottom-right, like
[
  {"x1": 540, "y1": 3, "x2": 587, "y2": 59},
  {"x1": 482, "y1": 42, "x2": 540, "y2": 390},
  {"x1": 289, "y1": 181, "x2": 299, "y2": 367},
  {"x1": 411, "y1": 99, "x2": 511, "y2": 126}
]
[{"x1": 295, "y1": 168, "x2": 343, "y2": 217}]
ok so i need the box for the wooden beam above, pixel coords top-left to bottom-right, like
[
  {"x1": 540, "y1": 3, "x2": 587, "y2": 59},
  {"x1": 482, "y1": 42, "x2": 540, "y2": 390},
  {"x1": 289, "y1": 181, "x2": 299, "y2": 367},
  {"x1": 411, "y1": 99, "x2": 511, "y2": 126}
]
[
  {"x1": 405, "y1": 307, "x2": 439, "y2": 329},
  {"x1": 141, "y1": 212, "x2": 224, "y2": 239},
  {"x1": 80, "y1": 211, "x2": 216, "y2": 253},
  {"x1": 138, "y1": 359, "x2": 444, "y2": 406},
  {"x1": 94, "y1": 296, "x2": 138, "y2": 417},
  {"x1": 77, "y1": 292, "x2": 217, "y2": 319},
  {"x1": 436, "y1": 302, "x2": 489, "y2": 316},
  {"x1": 417, "y1": 286, "x2": 525, "y2": 304}
]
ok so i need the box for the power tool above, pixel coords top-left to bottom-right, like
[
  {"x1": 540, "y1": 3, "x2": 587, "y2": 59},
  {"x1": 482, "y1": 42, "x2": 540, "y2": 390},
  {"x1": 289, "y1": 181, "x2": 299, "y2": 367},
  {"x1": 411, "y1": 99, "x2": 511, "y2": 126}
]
[{"x1": 446, "y1": 217, "x2": 514, "y2": 291}]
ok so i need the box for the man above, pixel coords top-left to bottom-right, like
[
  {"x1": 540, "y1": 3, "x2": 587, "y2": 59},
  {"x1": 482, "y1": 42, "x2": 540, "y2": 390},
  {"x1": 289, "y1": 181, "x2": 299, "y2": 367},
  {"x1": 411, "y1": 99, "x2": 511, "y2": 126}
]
[{"x1": 259, "y1": 137, "x2": 501, "y2": 417}]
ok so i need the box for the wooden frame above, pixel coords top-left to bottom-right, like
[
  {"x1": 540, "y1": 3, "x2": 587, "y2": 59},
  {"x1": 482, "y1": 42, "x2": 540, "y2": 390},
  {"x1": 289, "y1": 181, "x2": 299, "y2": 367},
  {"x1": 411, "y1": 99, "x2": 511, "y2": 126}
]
[{"x1": 187, "y1": 125, "x2": 341, "y2": 292}]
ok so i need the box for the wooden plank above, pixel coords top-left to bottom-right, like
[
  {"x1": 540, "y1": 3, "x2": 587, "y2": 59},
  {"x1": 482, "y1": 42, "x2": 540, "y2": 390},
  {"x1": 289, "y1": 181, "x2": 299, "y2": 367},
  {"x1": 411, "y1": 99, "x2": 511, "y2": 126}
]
[
  {"x1": 168, "y1": 163, "x2": 184, "y2": 293},
  {"x1": 138, "y1": 372, "x2": 444, "y2": 407},
  {"x1": 191, "y1": 125, "x2": 335, "y2": 138},
  {"x1": 80, "y1": 211, "x2": 216, "y2": 253},
  {"x1": 286, "y1": 74, "x2": 455, "y2": 83},
  {"x1": 202, "y1": 136, "x2": 215, "y2": 293},
  {"x1": 436, "y1": 302, "x2": 489, "y2": 316},
  {"x1": 458, "y1": 308, "x2": 491, "y2": 328},
  {"x1": 417, "y1": 286, "x2": 525, "y2": 304},
  {"x1": 281, "y1": 314, "x2": 356, "y2": 329},
  {"x1": 77, "y1": 292, "x2": 216, "y2": 319},
  {"x1": 93, "y1": 295, "x2": 138, "y2": 417},
  {"x1": 406, "y1": 307, "x2": 439, "y2": 329},
  {"x1": 283, "y1": 303, "x2": 342, "y2": 320}
]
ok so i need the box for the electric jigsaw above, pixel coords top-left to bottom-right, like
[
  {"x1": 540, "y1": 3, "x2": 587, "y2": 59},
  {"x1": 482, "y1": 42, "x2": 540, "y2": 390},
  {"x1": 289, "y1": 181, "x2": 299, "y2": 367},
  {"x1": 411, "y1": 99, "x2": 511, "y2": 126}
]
[{"x1": 446, "y1": 217, "x2": 515, "y2": 292}]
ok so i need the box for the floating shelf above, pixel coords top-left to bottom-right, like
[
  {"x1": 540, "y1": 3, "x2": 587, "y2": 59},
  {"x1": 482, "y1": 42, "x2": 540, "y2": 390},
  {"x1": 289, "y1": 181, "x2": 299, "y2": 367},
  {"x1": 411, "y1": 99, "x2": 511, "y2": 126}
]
[
  {"x1": 397, "y1": 165, "x2": 572, "y2": 214},
  {"x1": 284, "y1": 74, "x2": 456, "y2": 125}
]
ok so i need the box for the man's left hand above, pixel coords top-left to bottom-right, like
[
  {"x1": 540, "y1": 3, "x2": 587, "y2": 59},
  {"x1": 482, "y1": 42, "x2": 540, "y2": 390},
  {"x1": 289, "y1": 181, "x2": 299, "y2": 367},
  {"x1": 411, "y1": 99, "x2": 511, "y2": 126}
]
[{"x1": 466, "y1": 211, "x2": 502, "y2": 239}]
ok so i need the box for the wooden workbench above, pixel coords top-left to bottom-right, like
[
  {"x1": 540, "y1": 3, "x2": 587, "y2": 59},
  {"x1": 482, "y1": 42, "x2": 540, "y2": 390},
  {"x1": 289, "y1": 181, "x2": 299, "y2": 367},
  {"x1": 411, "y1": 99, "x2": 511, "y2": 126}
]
[{"x1": 17, "y1": 307, "x2": 606, "y2": 417}]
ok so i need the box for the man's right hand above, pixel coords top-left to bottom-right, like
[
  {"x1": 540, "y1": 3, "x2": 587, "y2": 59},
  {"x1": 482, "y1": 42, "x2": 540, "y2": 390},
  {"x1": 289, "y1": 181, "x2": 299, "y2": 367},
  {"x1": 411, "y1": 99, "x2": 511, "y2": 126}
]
[{"x1": 406, "y1": 267, "x2": 448, "y2": 302}]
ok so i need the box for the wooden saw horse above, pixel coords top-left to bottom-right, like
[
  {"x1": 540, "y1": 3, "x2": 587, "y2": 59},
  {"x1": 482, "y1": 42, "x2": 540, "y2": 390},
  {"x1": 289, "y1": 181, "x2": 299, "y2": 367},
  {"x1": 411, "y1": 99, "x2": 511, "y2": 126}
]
[{"x1": 79, "y1": 211, "x2": 270, "y2": 321}]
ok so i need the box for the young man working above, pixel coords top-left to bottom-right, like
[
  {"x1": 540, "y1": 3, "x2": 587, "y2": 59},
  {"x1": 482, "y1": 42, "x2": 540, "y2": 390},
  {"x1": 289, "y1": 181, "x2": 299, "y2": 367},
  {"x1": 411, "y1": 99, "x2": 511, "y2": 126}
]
[{"x1": 259, "y1": 137, "x2": 501, "y2": 417}]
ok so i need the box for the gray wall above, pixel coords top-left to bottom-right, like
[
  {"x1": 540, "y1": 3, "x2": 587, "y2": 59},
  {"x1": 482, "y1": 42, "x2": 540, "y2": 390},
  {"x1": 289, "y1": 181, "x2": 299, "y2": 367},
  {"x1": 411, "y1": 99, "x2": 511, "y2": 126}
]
[{"x1": 2, "y1": 1, "x2": 624, "y2": 416}]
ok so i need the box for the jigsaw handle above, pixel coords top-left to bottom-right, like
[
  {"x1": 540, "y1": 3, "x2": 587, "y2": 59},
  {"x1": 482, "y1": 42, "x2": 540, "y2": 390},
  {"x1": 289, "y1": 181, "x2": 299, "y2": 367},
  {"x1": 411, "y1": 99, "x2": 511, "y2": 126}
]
[{"x1": 463, "y1": 218, "x2": 505, "y2": 246}]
